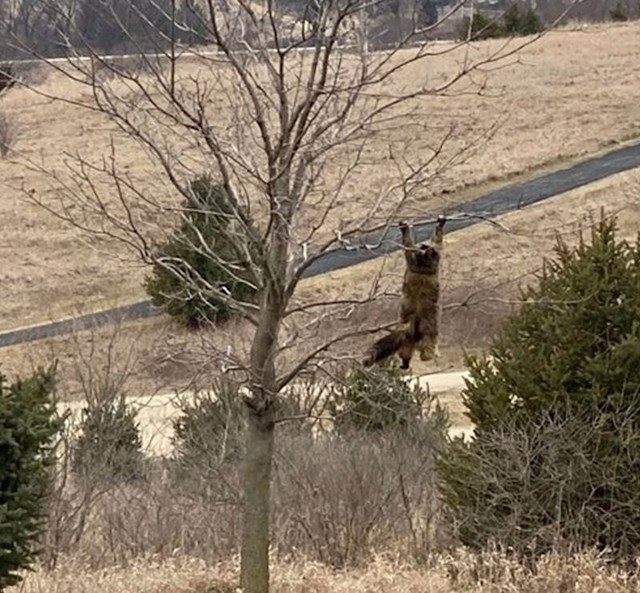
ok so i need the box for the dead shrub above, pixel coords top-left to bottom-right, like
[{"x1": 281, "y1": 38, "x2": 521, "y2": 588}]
[
  {"x1": 42, "y1": 416, "x2": 447, "y2": 568},
  {"x1": 0, "y1": 111, "x2": 16, "y2": 158},
  {"x1": 41, "y1": 356, "x2": 447, "y2": 568},
  {"x1": 11, "y1": 62, "x2": 49, "y2": 87},
  {"x1": 272, "y1": 428, "x2": 447, "y2": 566},
  {"x1": 438, "y1": 548, "x2": 638, "y2": 593},
  {"x1": 438, "y1": 409, "x2": 640, "y2": 565},
  {"x1": 88, "y1": 474, "x2": 240, "y2": 564},
  {"x1": 44, "y1": 460, "x2": 241, "y2": 566},
  {"x1": 0, "y1": 63, "x2": 15, "y2": 95}
]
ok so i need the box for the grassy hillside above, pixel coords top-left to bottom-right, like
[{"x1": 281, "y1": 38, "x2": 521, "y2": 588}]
[{"x1": 1, "y1": 22, "x2": 640, "y2": 330}]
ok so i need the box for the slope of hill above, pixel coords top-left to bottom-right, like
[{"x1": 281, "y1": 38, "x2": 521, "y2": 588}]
[{"x1": 1, "y1": 22, "x2": 640, "y2": 330}]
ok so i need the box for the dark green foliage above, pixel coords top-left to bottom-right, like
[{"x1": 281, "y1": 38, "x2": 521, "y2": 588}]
[
  {"x1": 171, "y1": 377, "x2": 314, "y2": 500},
  {"x1": 503, "y1": 3, "x2": 541, "y2": 35},
  {"x1": 172, "y1": 376, "x2": 314, "y2": 476},
  {"x1": 77, "y1": 0, "x2": 168, "y2": 52},
  {"x1": 76, "y1": 0, "x2": 209, "y2": 52},
  {"x1": 0, "y1": 63, "x2": 14, "y2": 95},
  {"x1": 72, "y1": 396, "x2": 144, "y2": 484},
  {"x1": 145, "y1": 176, "x2": 258, "y2": 328},
  {"x1": 0, "y1": 367, "x2": 60, "y2": 589},
  {"x1": 466, "y1": 215, "x2": 640, "y2": 431},
  {"x1": 418, "y1": 0, "x2": 438, "y2": 26},
  {"x1": 438, "y1": 214, "x2": 640, "y2": 562},
  {"x1": 457, "y1": 11, "x2": 505, "y2": 40},
  {"x1": 610, "y1": 2, "x2": 630, "y2": 21},
  {"x1": 383, "y1": 0, "x2": 438, "y2": 25},
  {"x1": 172, "y1": 377, "x2": 247, "y2": 470},
  {"x1": 330, "y1": 362, "x2": 449, "y2": 436},
  {"x1": 458, "y1": 4, "x2": 541, "y2": 41}
]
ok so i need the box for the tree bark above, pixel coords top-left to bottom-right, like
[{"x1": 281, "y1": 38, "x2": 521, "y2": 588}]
[
  {"x1": 240, "y1": 400, "x2": 275, "y2": 593},
  {"x1": 241, "y1": 155, "x2": 292, "y2": 593},
  {"x1": 240, "y1": 275, "x2": 284, "y2": 592}
]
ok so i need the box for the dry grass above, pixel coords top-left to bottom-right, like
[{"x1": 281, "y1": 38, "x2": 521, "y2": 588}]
[
  {"x1": 9, "y1": 551, "x2": 640, "y2": 593},
  {"x1": 1, "y1": 22, "x2": 640, "y2": 329}
]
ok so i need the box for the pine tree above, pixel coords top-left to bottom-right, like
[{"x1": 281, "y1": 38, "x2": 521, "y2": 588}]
[
  {"x1": 0, "y1": 367, "x2": 60, "y2": 589},
  {"x1": 172, "y1": 376, "x2": 247, "y2": 469},
  {"x1": 72, "y1": 395, "x2": 144, "y2": 484},
  {"x1": 330, "y1": 362, "x2": 448, "y2": 437},
  {"x1": 76, "y1": 0, "x2": 175, "y2": 53},
  {"x1": 145, "y1": 176, "x2": 258, "y2": 328},
  {"x1": 438, "y1": 214, "x2": 640, "y2": 562},
  {"x1": 503, "y1": 3, "x2": 541, "y2": 36}
]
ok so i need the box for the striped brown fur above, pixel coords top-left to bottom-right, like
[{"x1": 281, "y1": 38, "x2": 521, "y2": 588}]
[{"x1": 363, "y1": 216, "x2": 445, "y2": 370}]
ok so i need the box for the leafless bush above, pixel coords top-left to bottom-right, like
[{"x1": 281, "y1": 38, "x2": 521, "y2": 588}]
[
  {"x1": 0, "y1": 111, "x2": 16, "y2": 158},
  {"x1": 11, "y1": 62, "x2": 49, "y2": 87},
  {"x1": 43, "y1": 321, "x2": 160, "y2": 567},
  {"x1": 42, "y1": 420, "x2": 447, "y2": 568},
  {"x1": 43, "y1": 417, "x2": 109, "y2": 570},
  {"x1": 87, "y1": 474, "x2": 239, "y2": 564},
  {"x1": 438, "y1": 409, "x2": 640, "y2": 564},
  {"x1": 0, "y1": 63, "x2": 14, "y2": 95},
  {"x1": 272, "y1": 428, "x2": 447, "y2": 567},
  {"x1": 39, "y1": 334, "x2": 451, "y2": 569},
  {"x1": 44, "y1": 462, "x2": 241, "y2": 566}
]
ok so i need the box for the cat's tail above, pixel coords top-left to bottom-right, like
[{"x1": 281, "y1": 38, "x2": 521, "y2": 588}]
[{"x1": 362, "y1": 323, "x2": 418, "y2": 367}]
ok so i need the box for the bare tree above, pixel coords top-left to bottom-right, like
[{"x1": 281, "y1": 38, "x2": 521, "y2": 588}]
[{"x1": 11, "y1": 1, "x2": 576, "y2": 591}]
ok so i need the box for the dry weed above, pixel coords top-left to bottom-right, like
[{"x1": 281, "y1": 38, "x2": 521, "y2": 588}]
[
  {"x1": 0, "y1": 111, "x2": 15, "y2": 157},
  {"x1": 440, "y1": 548, "x2": 640, "y2": 592},
  {"x1": 9, "y1": 552, "x2": 640, "y2": 593},
  {"x1": 41, "y1": 427, "x2": 443, "y2": 567}
]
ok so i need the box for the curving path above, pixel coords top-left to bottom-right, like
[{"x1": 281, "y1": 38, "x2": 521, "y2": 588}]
[
  {"x1": 2, "y1": 141, "x2": 640, "y2": 348},
  {"x1": 58, "y1": 371, "x2": 472, "y2": 456}
]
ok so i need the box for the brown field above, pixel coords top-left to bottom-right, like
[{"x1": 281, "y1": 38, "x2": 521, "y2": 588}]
[
  {"x1": 1, "y1": 21, "x2": 640, "y2": 330},
  {"x1": 8, "y1": 551, "x2": 640, "y2": 593}
]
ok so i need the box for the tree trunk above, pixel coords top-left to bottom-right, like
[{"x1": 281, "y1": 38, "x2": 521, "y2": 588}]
[
  {"x1": 240, "y1": 403, "x2": 275, "y2": 593},
  {"x1": 240, "y1": 171, "x2": 290, "y2": 593},
  {"x1": 240, "y1": 291, "x2": 282, "y2": 593}
]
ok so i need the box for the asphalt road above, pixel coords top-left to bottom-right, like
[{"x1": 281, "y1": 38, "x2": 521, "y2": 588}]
[{"x1": 2, "y1": 141, "x2": 640, "y2": 348}]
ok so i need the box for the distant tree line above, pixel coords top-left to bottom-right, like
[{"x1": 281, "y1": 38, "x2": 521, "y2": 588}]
[
  {"x1": 1, "y1": 0, "x2": 639, "y2": 59},
  {"x1": 0, "y1": 0, "x2": 456, "y2": 59},
  {"x1": 533, "y1": 0, "x2": 640, "y2": 23},
  {"x1": 0, "y1": 0, "x2": 209, "y2": 59}
]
